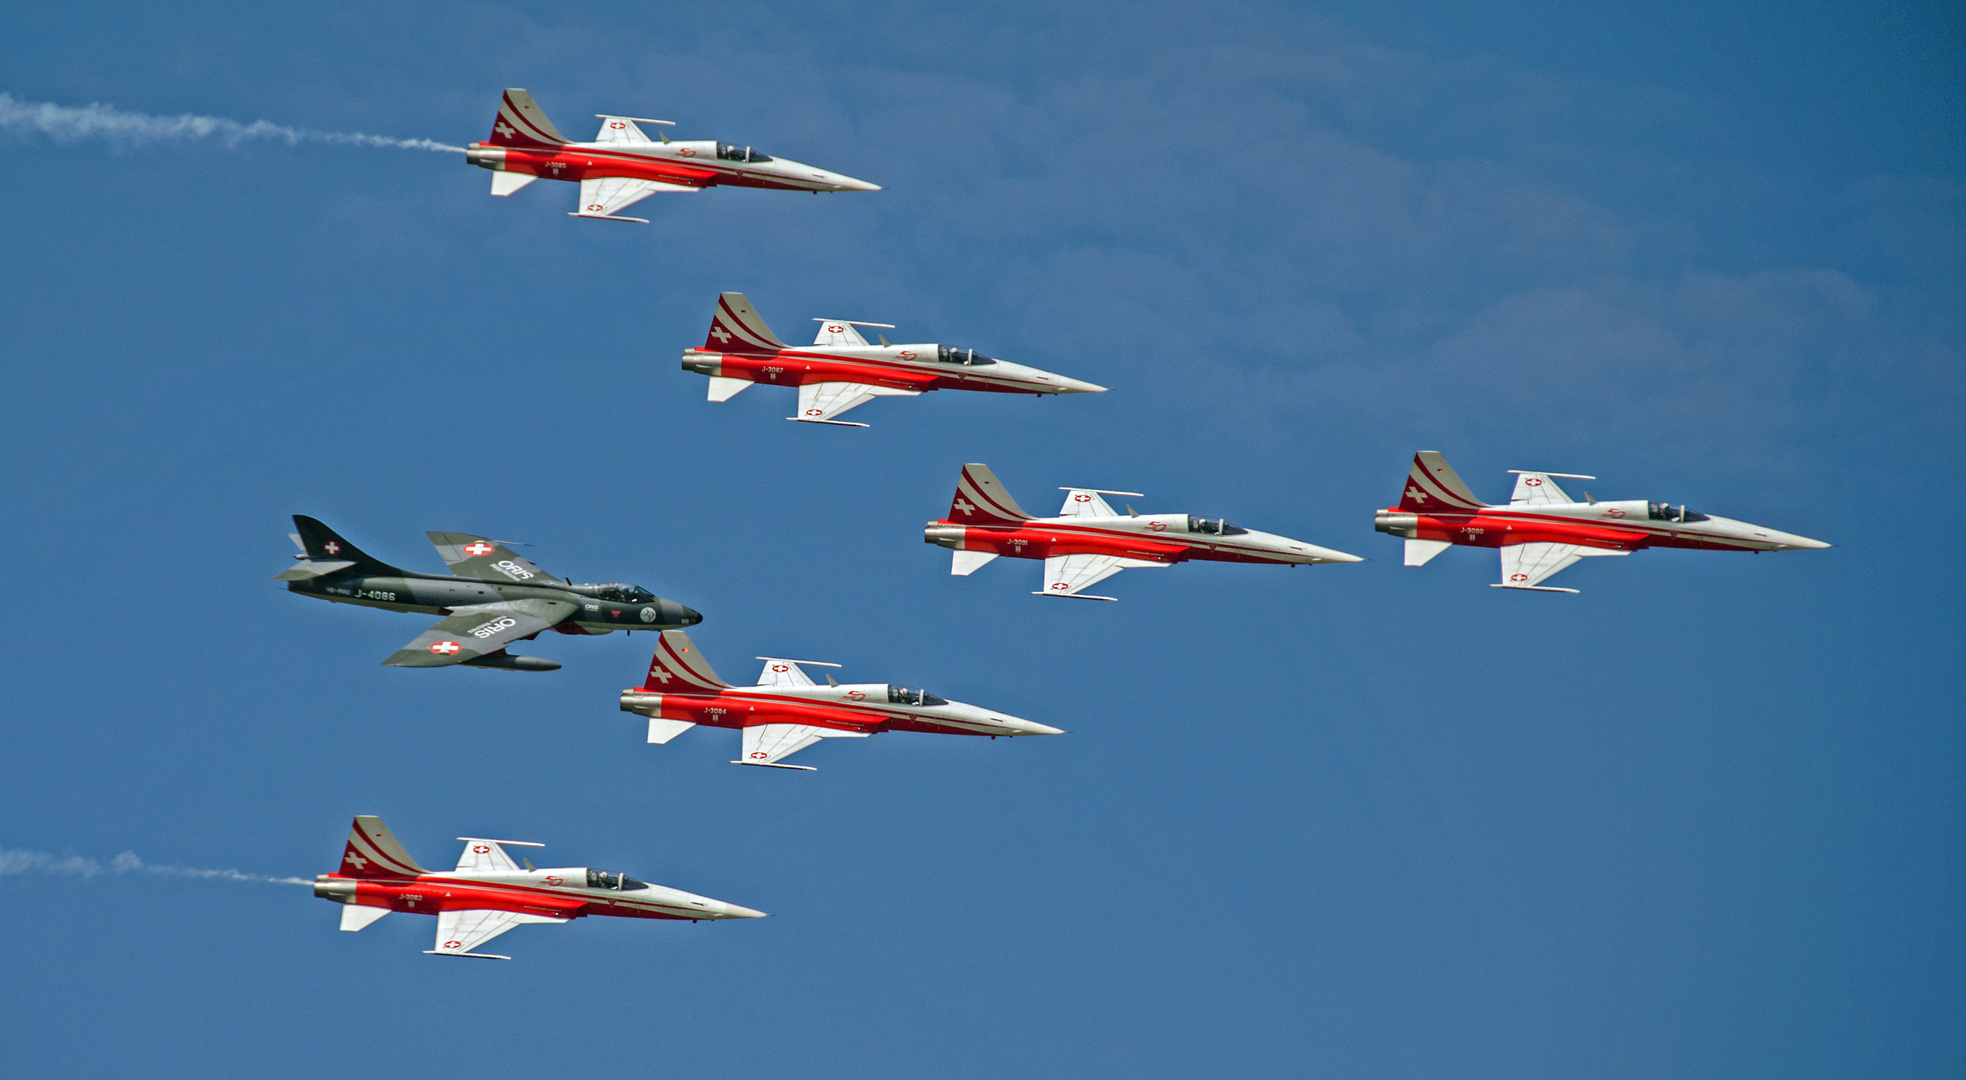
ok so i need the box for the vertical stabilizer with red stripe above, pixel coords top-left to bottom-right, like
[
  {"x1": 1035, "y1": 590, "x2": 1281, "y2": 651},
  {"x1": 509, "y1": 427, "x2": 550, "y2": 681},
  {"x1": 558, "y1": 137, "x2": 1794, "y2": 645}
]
[
  {"x1": 705, "y1": 293, "x2": 787, "y2": 353},
  {"x1": 340, "y1": 816, "x2": 426, "y2": 879},
  {"x1": 487, "y1": 89, "x2": 569, "y2": 148},
  {"x1": 949, "y1": 463, "x2": 1032, "y2": 525},
  {"x1": 644, "y1": 630, "x2": 731, "y2": 692},
  {"x1": 1399, "y1": 451, "x2": 1488, "y2": 512}
]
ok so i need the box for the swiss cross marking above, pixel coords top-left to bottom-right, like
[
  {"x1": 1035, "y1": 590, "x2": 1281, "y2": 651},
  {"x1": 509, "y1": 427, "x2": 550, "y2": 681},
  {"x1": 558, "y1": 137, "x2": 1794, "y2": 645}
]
[
  {"x1": 495, "y1": 121, "x2": 514, "y2": 137},
  {"x1": 710, "y1": 326, "x2": 732, "y2": 344},
  {"x1": 648, "y1": 667, "x2": 673, "y2": 684},
  {"x1": 1510, "y1": 573, "x2": 1528, "y2": 582},
  {"x1": 444, "y1": 939, "x2": 462, "y2": 949},
  {"x1": 1405, "y1": 486, "x2": 1429, "y2": 504},
  {"x1": 1524, "y1": 477, "x2": 1543, "y2": 487},
  {"x1": 953, "y1": 497, "x2": 976, "y2": 515},
  {"x1": 324, "y1": 541, "x2": 341, "y2": 555},
  {"x1": 430, "y1": 640, "x2": 462, "y2": 655},
  {"x1": 472, "y1": 844, "x2": 490, "y2": 854},
  {"x1": 462, "y1": 541, "x2": 495, "y2": 556},
  {"x1": 344, "y1": 851, "x2": 369, "y2": 869}
]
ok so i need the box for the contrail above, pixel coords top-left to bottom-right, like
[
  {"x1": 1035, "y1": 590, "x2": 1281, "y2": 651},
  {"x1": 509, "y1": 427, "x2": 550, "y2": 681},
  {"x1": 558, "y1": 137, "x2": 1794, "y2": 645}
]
[
  {"x1": 0, "y1": 846, "x2": 311, "y2": 886},
  {"x1": 0, "y1": 92, "x2": 464, "y2": 153}
]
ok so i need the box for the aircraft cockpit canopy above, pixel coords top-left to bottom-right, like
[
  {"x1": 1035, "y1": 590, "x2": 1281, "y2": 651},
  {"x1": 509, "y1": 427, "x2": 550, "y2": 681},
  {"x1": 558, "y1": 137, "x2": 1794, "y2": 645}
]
[
  {"x1": 716, "y1": 143, "x2": 773, "y2": 162},
  {"x1": 1647, "y1": 502, "x2": 1710, "y2": 523},
  {"x1": 936, "y1": 345, "x2": 998, "y2": 366},
  {"x1": 1187, "y1": 516, "x2": 1250, "y2": 536},
  {"x1": 887, "y1": 685, "x2": 949, "y2": 707},
  {"x1": 578, "y1": 583, "x2": 656, "y2": 603},
  {"x1": 586, "y1": 869, "x2": 648, "y2": 891}
]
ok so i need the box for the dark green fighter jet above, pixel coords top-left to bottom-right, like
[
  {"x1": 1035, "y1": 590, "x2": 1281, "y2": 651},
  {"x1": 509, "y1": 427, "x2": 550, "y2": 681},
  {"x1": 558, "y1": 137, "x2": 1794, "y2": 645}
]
[{"x1": 277, "y1": 515, "x2": 701, "y2": 671}]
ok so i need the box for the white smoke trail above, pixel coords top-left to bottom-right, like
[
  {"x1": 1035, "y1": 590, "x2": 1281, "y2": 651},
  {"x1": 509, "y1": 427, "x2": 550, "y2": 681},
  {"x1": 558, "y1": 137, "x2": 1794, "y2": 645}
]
[
  {"x1": 0, "y1": 846, "x2": 311, "y2": 886},
  {"x1": 0, "y1": 92, "x2": 464, "y2": 153}
]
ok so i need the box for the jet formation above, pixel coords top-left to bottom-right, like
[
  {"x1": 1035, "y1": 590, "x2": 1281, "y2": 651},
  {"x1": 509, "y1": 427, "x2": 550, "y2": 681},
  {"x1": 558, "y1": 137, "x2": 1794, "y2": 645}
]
[
  {"x1": 278, "y1": 515, "x2": 699, "y2": 670},
  {"x1": 680, "y1": 293, "x2": 1107, "y2": 426},
  {"x1": 619, "y1": 629, "x2": 1062, "y2": 770},
  {"x1": 466, "y1": 89, "x2": 879, "y2": 222},
  {"x1": 316, "y1": 816, "x2": 763, "y2": 959},
  {"x1": 1375, "y1": 451, "x2": 1830, "y2": 593},
  {"x1": 924, "y1": 463, "x2": 1362, "y2": 600}
]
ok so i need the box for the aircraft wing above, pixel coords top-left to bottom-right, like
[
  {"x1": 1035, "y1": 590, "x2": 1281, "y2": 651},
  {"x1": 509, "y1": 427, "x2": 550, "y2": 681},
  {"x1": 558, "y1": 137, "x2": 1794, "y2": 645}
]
[
  {"x1": 735, "y1": 723, "x2": 870, "y2": 770},
  {"x1": 427, "y1": 909, "x2": 569, "y2": 959},
  {"x1": 382, "y1": 599, "x2": 579, "y2": 667},
  {"x1": 593, "y1": 115, "x2": 660, "y2": 143},
  {"x1": 1496, "y1": 542, "x2": 1629, "y2": 593},
  {"x1": 453, "y1": 838, "x2": 540, "y2": 874},
  {"x1": 427, "y1": 532, "x2": 556, "y2": 584},
  {"x1": 755, "y1": 659, "x2": 816, "y2": 688},
  {"x1": 1058, "y1": 489, "x2": 1120, "y2": 517},
  {"x1": 1509, "y1": 472, "x2": 1576, "y2": 506},
  {"x1": 573, "y1": 176, "x2": 698, "y2": 222},
  {"x1": 791, "y1": 382, "x2": 920, "y2": 426},
  {"x1": 1040, "y1": 554, "x2": 1126, "y2": 600}
]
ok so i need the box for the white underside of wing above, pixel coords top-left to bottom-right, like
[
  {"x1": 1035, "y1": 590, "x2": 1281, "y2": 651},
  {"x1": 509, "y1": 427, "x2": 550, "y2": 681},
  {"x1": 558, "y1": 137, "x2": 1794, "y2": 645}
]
[
  {"x1": 1496, "y1": 542, "x2": 1628, "y2": 592},
  {"x1": 792, "y1": 382, "x2": 922, "y2": 425},
  {"x1": 573, "y1": 176, "x2": 698, "y2": 221},
  {"x1": 736, "y1": 723, "x2": 870, "y2": 770},
  {"x1": 428, "y1": 909, "x2": 569, "y2": 959},
  {"x1": 1038, "y1": 553, "x2": 1155, "y2": 600}
]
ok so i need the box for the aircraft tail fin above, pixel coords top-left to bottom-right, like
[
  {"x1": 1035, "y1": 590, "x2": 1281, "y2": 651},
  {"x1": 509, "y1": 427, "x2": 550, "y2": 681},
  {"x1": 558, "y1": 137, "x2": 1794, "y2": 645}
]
[
  {"x1": 487, "y1": 89, "x2": 569, "y2": 148},
  {"x1": 339, "y1": 816, "x2": 426, "y2": 879},
  {"x1": 949, "y1": 463, "x2": 1032, "y2": 524},
  {"x1": 1399, "y1": 452, "x2": 1488, "y2": 512},
  {"x1": 290, "y1": 516, "x2": 402, "y2": 572},
  {"x1": 643, "y1": 630, "x2": 731, "y2": 692},
  {"x1": 705, "y1": 293, "x2": 786, "y2": 353}
]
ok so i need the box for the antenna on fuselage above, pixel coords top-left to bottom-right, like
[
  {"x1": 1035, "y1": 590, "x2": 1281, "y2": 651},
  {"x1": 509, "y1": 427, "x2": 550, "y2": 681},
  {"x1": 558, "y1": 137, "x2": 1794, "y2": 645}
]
[{"x1": 825, "y1": 674, "x2": 839, "y2": 686}]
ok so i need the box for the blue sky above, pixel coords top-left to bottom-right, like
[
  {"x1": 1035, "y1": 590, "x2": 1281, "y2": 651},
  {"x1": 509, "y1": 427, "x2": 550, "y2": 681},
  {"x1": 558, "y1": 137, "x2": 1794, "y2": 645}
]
[{"x1": 1, "y1": 3, "x2": 1960, "y2": 1077}]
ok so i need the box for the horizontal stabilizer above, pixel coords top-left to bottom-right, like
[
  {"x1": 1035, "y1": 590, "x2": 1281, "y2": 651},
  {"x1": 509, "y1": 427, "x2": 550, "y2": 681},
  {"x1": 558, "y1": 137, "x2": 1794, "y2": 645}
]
[
  {"x1": 275, "y1": 559, "x2": 356, "y2": 581},
  {"x1": 952, "y1": 550, "x2": 998, "y2": 576},
  {"x1": 490, "y1": 171, "x2": 536, "y2": 196},
  {"x1": 340, "y1": 906, "x2": 389, "y2": 932},
  {"x1": 647, "y1": 717, "x2": 696, "y2": 744},
  {"x1": 706, "y1": 376, "x2": 751, "y2": 402},
  {"x1": 1404, "y1": 539, "x2": 1451, "y2": 566}
]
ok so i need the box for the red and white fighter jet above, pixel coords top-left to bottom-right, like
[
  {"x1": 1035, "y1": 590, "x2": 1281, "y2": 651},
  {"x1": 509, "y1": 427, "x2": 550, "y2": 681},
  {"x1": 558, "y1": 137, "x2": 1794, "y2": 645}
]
[
  {"x1": 1374, "y1": 451, "x2": 1831, "y2": 593},
  {"x1": 681, "y1": 293, "x2": 1108, "y2": 426},
  {"x1": 465, "y1": 89, "x2": 879, "y2": 222},
  {"x1": 619, "y1": 629, "x2": 1063, "y2": 770},
  {"x1": 923, "y1": 463, "x2": 1363, "y2": 600},
  {"x1": 314, "y1": 816, "x2": 763, "y2": 959}
]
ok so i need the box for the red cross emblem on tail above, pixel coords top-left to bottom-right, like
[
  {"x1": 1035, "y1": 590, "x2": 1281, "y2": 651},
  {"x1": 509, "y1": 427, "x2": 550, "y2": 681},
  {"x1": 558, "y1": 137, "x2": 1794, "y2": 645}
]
[{"x1": 462, "y1": 541, "x2": 495, "y2": 556}]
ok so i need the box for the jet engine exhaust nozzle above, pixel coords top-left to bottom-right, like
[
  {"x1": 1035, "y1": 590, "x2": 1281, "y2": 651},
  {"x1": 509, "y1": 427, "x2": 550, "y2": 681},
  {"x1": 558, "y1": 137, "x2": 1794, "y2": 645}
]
[
  {"x1": 1375, "y1": 511, "x2": 1419, "y2": 538},
  {"x1": 923, "y1": 523, "x2": 965, "y2": 549},
  {"x1": 314, "y1": 876, "x2": 357, "y2": 903}
]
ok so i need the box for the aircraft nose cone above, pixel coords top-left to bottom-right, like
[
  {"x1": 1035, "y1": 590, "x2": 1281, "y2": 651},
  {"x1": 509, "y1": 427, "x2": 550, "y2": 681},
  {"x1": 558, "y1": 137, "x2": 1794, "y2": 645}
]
[
  {"x1": 661, "y1": 600, "x2": 703, "y2": 626},
  {"x1": 720, "y1": 902, "x2": 769, "y2": 919},
  {"x1": 1003, "y1": 717, "x2": 1065, "y2": 735},
  {"x1": 832, "y1": 175, "x2": 881, "y2": 192},
  {"x1": 1785, "y1": 535, "x2": 1832, "y2": 550},
  {"x1": 1056, "y1": 377, "x2": 1108, "y2": 394}
]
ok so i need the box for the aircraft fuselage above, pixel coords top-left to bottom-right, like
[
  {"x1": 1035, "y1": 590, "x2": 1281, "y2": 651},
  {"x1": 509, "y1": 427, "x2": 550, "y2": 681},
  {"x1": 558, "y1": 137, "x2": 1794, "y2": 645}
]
[
  {"x1": 620, "y1": 682, "x2": 1054, "y2": 739},
  {"x1": 467, "y1": 139, "x2": 876, "y2": 193},
  {"x1": 683, "y1": 343, "x2": 1105, "y2": 396},
  {"x1": 315, "y1": 869, "x2": 757, "y2": 922},
  {"x1": 1374, "y1": 499, "x2": 1828, "y2": 553},
  {"x1": 925, "y1": 513, "x2": 1354, "y2": 566},
  {"x1": 286, "y1": 570, "x2": 698, "y2": 632}
]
